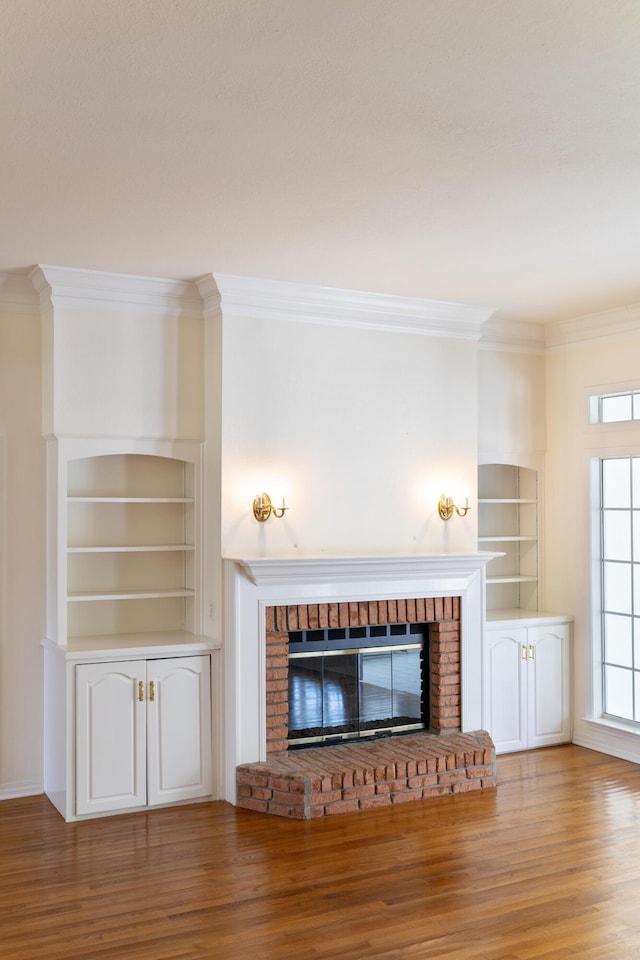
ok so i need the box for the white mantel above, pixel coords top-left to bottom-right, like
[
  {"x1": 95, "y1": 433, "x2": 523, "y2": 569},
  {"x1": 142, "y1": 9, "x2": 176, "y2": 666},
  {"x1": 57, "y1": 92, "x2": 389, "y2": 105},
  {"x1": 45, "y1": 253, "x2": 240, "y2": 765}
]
[{"x1": 222, "y1": 553, "x2": 495, "y2": 804}]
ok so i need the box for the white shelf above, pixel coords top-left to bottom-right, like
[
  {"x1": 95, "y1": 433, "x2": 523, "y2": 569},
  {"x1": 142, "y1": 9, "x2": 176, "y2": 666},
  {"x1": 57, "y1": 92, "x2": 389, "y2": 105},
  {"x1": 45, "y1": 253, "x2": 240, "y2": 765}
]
[
  {"x1": 67, "y1": 588, "x2": 195, "y2": 602},
  {"x1": 45, "y1": 632, "x2": 219, "y2": 659},
  {"x1": 67, "y1": 544, "x2": 195, "y2": 553},
  {"x1": 479, "y1": 463, "x2": 539, "y2": 615},
  {"x1": 478, "y1": 498, "x2": 537, "y2": 504},
  {"x1": 478, "y1": 536, "x2": 537, "y2": 543},
  {"x1": 68, "y1": 496, "x2": 193, "y2": 503},
  {"x1": 487, "y1": 575, "x2": 538, "y2": 584}
]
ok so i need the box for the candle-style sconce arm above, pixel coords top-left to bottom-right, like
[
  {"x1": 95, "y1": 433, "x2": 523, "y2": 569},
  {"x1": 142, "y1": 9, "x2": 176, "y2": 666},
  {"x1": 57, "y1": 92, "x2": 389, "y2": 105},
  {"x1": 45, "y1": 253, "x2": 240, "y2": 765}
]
[
  {"x1": 253, "y1": 492, "x2": 289, "y2": 522},
  {"x1": 438, "y1": 494, "x2": 471, "y2": 520}
]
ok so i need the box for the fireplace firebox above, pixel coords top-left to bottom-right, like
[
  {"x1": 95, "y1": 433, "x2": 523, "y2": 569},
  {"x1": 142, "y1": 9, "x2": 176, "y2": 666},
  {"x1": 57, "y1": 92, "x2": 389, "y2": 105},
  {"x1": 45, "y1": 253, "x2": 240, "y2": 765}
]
[
  {"x1": 264, "y1": 595, "x2": 462, "y2": 755},
  {"x1": 288, "y1": 623, "x2": 428, "y2": 745}
]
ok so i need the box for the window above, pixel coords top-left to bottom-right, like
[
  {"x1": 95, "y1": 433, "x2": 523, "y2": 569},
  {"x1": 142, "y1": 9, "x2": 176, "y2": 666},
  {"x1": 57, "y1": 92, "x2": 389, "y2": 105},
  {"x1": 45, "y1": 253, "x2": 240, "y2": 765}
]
[
  {"x1": 598, "y1": 391, "x2": 640, "y2": 423},
  {"x1": 600, "y1": 457, "x2": 640, "y2": 723}
]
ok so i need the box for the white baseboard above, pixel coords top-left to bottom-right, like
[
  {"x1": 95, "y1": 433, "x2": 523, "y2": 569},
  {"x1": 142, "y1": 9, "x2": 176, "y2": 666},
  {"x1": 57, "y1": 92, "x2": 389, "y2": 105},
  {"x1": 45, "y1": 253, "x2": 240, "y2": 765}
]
[
  {"x1": 0, "y1": 780, "x2": 44, "y2": 800},
  {"x1": 573, "y1": 719, "x2": 640, "y2": 766}
]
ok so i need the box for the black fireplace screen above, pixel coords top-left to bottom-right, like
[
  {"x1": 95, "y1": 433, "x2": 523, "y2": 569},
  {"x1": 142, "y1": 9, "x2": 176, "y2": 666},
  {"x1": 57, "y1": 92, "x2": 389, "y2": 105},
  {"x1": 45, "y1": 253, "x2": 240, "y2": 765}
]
[{"x1": 287, "y1": 624, "x2": 427, "y2": 746}]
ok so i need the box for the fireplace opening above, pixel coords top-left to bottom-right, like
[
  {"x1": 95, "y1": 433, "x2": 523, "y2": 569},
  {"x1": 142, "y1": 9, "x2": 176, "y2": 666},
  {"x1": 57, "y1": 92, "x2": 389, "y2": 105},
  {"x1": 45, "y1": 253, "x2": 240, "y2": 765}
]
[{"x1": 287, "y1": 623, "x2": 428, "y2": 747}]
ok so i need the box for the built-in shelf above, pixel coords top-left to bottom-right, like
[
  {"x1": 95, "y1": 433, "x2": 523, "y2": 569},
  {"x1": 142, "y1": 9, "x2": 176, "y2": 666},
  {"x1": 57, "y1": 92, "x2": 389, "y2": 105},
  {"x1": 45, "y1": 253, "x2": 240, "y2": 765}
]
[
  {"x1": 58, "y1": 449, "x2": 201, "y2": 647},
  {"x1": 478, "y1": 498, "x2": 537, "y2": 504},
  {"x1": 486, "y1": 575, "x2": 538, "y2": 584},
  {"x1": 478, "y1": 536, "x2": 537, "y2": 543},
  {"x1": 67, "y1": 544, "x2": 195, "y2": 553},
  {"x1": 478, "y1": 463, "x2": 539, "y2": 615},
  {"x1": 68, "y1": 496, "x2": 194, "y2": 504},
  {"x1": 67, "y1": 589, "x2": 195, "y2": 602}
]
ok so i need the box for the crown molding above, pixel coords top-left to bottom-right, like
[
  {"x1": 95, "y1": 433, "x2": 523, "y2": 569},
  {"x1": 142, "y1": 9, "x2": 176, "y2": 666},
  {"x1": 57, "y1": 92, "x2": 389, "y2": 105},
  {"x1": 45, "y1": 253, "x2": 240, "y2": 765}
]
[
  {"x1": 0, "y1": 271, "x2": 39, "y2": 314},
  {"x1": 28, "y1": 265, "x2": 204, "y2": 319},
  {"x1": 213, "y1": 274, "x2": 494, "y2": 340},
  {"x1": 195, "y1": 273, "x2": 222, "y2": 319},
  {"x1": 545, "y1": 302, "x2": 640, "y2": 349},
  {"x1": 479, "y1": 316, "x2": 545, "y2": 354}
]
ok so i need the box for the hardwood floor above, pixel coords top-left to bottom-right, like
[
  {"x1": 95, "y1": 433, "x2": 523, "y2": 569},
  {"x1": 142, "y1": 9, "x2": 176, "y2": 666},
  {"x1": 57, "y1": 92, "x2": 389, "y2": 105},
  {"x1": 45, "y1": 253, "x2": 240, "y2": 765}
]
[{"x1": 2, "y1": 745, "x2": 640, "y2": 959}]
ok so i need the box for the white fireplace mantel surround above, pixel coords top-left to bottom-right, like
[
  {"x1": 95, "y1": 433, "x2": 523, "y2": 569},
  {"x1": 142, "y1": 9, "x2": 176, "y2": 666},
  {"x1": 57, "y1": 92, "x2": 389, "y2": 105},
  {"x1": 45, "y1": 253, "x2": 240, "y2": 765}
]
[{"x1": 222, "y1": 553, "x2": 497, "y2": 804}]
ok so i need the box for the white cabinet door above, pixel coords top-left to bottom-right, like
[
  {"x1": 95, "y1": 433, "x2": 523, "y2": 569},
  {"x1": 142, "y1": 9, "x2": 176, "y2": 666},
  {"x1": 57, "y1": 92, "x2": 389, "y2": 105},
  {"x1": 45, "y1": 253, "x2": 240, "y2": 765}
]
[
  {"x1": 76, "y1": 654, "x2": 212, "y2": 816},
  {"x1": 484, "y1": 628, "x2": 528, "y2": 753},
  {"x1": 76, "y1": 661, "x2": 147, "y2": 816},
  {"x1": 147, "y1": 656, "x2": 212, "y2": 806},
  {"x1": 527, "y1": 625, "x2": 571, "y2": 749},
  {"x1": 484, "y1": 621, "x2": 571, "y2": 754}
]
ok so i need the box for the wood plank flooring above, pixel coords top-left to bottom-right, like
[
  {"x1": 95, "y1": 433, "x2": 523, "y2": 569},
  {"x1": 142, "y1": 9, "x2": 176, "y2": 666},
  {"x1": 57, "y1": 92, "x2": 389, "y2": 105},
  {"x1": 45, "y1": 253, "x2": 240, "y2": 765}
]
[{"x1": 2, "y1": 745, "x2": 640, "y2": 959}]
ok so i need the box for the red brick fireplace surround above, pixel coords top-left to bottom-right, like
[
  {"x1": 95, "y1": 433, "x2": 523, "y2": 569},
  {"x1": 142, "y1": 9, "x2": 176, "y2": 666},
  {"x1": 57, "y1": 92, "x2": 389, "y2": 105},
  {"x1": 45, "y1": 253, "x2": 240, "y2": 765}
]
[{"x1": 236, "y1": 596, "x2": 497, "y2": 818}]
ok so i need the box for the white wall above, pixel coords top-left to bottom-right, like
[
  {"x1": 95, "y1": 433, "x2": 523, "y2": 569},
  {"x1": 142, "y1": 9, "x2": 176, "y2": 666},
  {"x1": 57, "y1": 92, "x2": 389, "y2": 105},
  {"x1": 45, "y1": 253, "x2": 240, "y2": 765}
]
[
  {"x1": 44, "y1": 305, "x2": 204, "y2": 440},
  {"x1": 0, "y1": 309, "x2": 45, "y2": 796},
  {"x1": 221, "y1": 314, "x2": 479, "y2": 558},
  {"x1": 478, "y1": 348, "x2": 546, "y2": 463},
  {"x1": 546, "y1": 332, "x2": 640, "y2": 763}
]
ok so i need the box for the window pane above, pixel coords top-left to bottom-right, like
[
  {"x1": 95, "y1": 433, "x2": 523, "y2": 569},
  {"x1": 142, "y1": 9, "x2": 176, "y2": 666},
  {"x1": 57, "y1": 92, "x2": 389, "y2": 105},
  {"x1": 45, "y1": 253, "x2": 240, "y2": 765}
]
[
  {"x1": 635, "y1": 618, "x2": 640, "y2": 666},
  {"x1": 603, "y1": 561, "x2": 632, "y2": 614},
  {"x1": 633, "y1": 512, "x2": 640, "y2": 562},
  {"x1": 633, "y1": 459, "x2": 640, "y2": 504},
  {"x1": 634, "y1": 395, "x2": 640, "y2": 420},
  {"x1": 604, "y1": 665, "x2": 634, "y2": 720},
  {"x1": 601, "y1": 394, "x2": 633, "y2": 422},
  {"x1": 603, "y1": 613, "x2": 633, "y2": 667},
  {"x1": 603, "y1": 510, "x2": 631, "y2": 561},
  {"x1": 602, "y1": 458, "x2": 631, "y2": 508},
  {"x1": 635, "y1": 672, "x2": 640, "y2": 722}
]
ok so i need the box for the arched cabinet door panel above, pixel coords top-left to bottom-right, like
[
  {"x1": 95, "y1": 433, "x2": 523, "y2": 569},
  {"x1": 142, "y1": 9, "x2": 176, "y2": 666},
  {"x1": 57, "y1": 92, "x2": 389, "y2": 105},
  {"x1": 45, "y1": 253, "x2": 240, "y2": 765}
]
[
  {"x1": 76, "y1": 662, "x2": 146, "y2": 815},
  {"x1": 147, "y1": 656, "x2": 212, "y2": 806}
]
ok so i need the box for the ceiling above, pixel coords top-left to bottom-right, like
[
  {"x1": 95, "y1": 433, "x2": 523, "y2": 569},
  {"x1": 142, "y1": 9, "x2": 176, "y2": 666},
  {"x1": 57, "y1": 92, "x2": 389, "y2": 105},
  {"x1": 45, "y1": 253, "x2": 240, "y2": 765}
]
[{"x1": 2, "y1": 0, "x2": 640, "y2": 323}]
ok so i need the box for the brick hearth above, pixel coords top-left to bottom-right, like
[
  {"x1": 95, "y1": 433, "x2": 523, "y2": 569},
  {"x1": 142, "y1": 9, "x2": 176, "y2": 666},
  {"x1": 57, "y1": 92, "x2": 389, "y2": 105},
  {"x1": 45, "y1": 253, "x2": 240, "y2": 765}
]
[
  {"x1": 237, "y1": 730, "x2": 496, "y2": 819},
  {"x1": 236, "y1": 595, "x2": 496, "y2": 818}
]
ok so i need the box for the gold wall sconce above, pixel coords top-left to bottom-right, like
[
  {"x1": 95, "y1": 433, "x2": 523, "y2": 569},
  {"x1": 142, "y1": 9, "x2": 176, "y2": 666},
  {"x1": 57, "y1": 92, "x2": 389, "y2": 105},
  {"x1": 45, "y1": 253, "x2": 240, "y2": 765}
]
[
  {"x1": 438, "y1": 493, "x2": 471, "y2": 520},
  {"x1": 253, "y1": 492, "x2": 289, "y2": 522}
]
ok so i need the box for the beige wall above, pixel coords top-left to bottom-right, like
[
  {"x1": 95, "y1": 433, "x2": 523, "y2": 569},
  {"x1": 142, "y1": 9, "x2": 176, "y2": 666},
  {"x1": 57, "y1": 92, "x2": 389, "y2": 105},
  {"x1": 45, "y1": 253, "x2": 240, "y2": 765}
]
[
  {"x1": 0, "y1": 309, "x2": 45, "y2": 795},
  {"x1": 546, "y1": 332, "x2": 640, "y2": 762}
]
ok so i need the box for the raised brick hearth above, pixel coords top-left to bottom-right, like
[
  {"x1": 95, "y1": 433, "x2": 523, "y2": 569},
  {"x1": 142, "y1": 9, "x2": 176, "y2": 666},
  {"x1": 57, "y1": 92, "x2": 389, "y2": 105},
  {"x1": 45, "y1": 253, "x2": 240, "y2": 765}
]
[
  {"x1": 237, "y1": 729, "x2": 496, "y2": 818},
  {"x1": 236, "y1": 594, "x2": 496, "y2": 818}
]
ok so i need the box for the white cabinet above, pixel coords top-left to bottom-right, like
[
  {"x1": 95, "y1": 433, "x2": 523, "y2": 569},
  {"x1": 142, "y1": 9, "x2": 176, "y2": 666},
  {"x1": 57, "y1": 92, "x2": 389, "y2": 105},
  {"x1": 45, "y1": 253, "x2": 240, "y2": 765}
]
[
  {"x1": 478, "y1": 463, "x2": 539, "y2": 614},
  {"x1": 43, "y1": 439, "x2": 219, "y2": 822},
  {"x1": 483, "y1": 619, "x2": 571, "y2": 754},
  {"x1": 75, "y1": 655, "x2": 212, "y2": 817}
]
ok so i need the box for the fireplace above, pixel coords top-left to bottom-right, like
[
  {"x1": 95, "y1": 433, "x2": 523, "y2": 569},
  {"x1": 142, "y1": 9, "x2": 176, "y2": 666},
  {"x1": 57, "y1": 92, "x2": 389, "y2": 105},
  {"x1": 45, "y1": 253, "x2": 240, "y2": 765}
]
[{"x1": 223, "y1": 554, "x2": 494, "y2": 814}]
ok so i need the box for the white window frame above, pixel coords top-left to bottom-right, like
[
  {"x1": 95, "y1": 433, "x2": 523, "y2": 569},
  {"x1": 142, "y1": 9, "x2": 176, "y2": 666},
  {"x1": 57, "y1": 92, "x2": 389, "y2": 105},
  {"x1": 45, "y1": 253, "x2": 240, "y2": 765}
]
[
  {"x1": 587, "y1": 380, "x2": 640, "y2": 428},
  {"x1": 589, "y1": 448, "x2": 640, "y2": 736}
]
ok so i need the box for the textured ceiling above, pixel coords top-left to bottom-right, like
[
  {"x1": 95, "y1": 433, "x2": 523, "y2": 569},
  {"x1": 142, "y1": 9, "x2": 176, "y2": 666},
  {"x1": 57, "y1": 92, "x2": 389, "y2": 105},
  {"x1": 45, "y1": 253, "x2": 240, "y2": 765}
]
[{"x1": 2, "y1": 0, "x2": 640, "y2": 322}]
